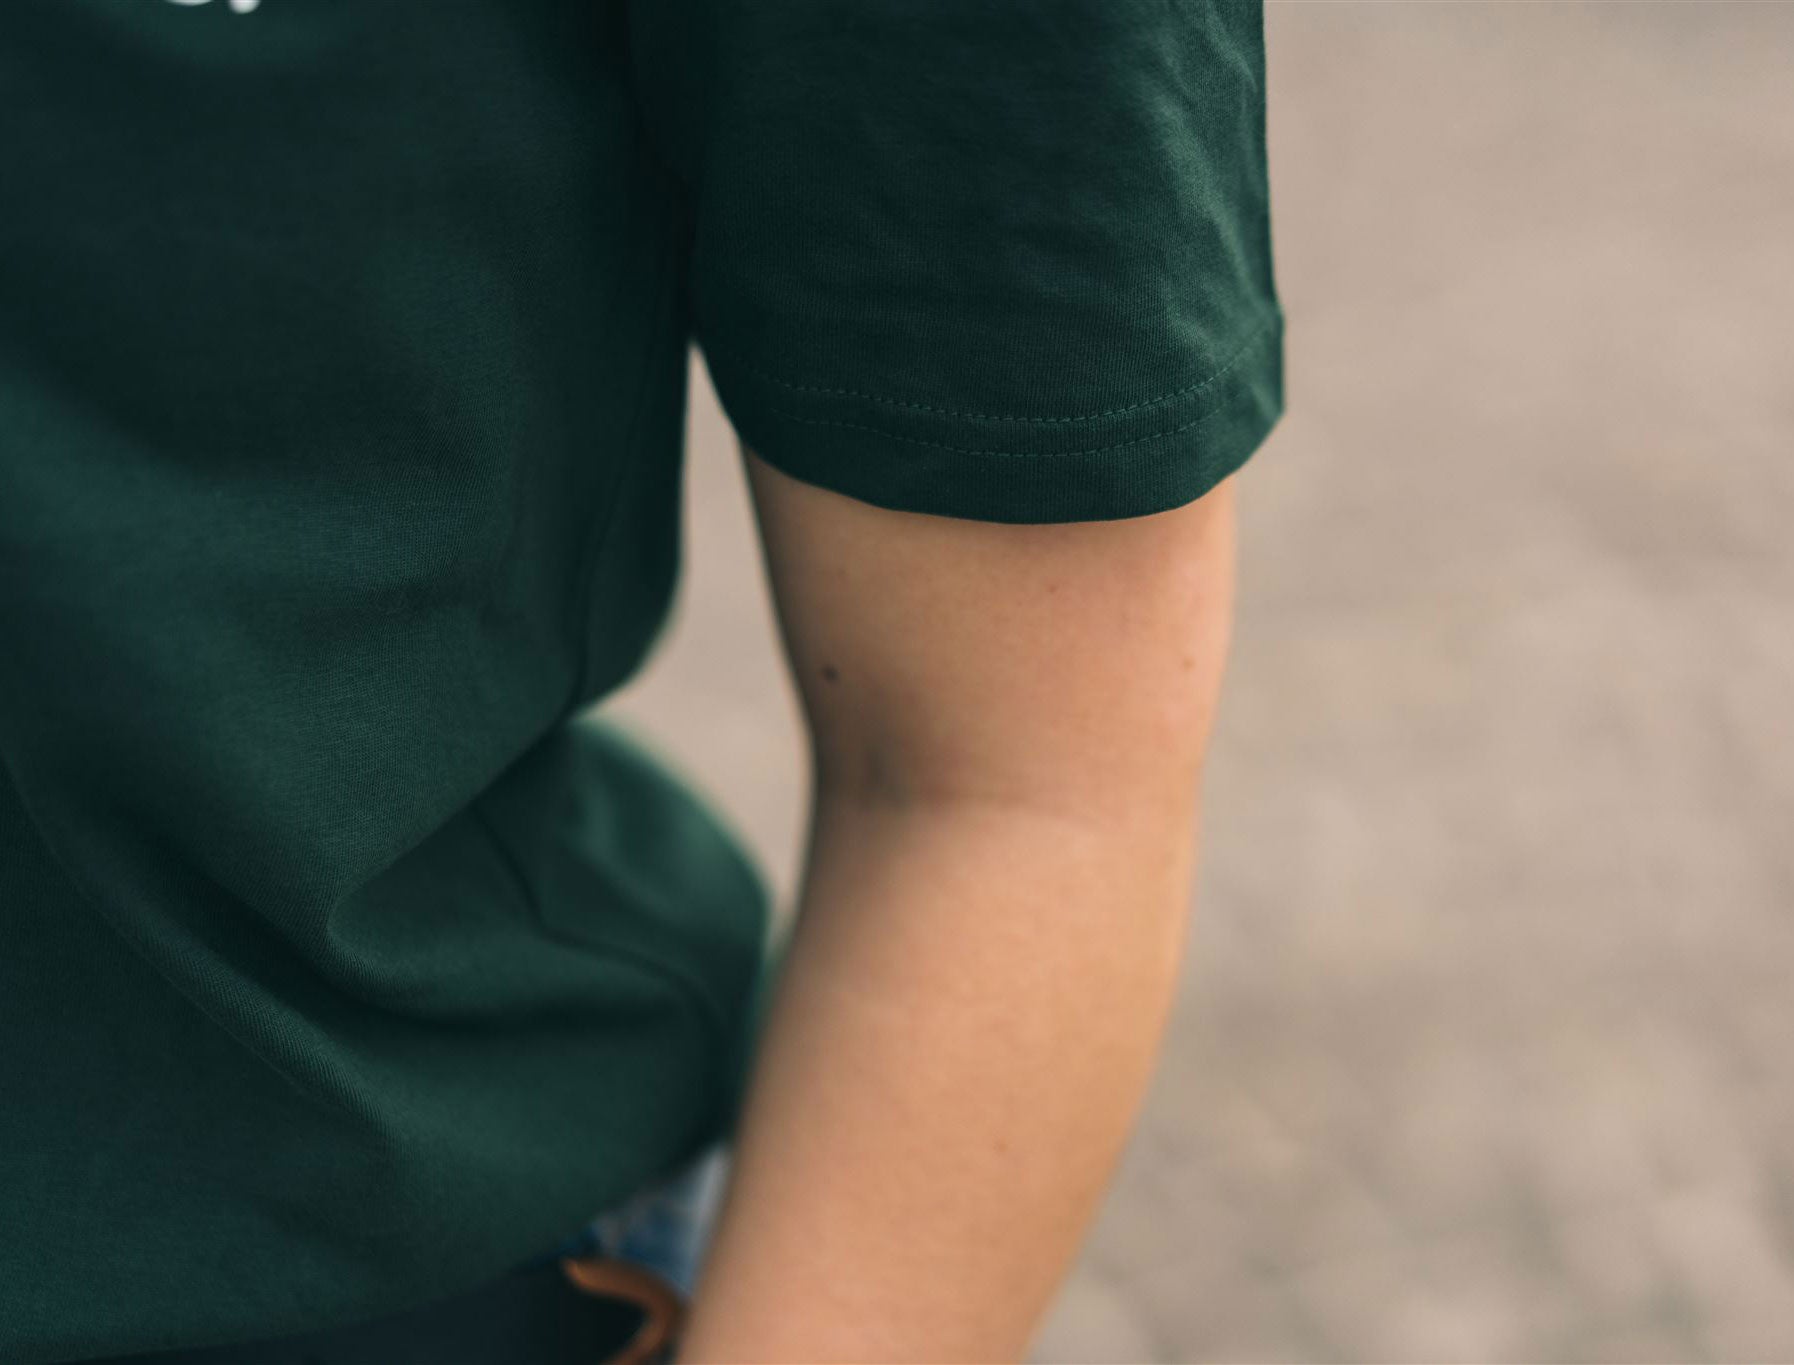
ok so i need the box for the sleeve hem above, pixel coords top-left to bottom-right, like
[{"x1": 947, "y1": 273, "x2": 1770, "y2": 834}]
[{"x1": 700, "y1": 310, "x2": 1285, "y2": 524}]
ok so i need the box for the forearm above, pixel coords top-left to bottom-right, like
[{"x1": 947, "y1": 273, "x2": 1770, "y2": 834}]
[{"x1": 678, "y1": 789, "x2": 1201, "y2": 1364}]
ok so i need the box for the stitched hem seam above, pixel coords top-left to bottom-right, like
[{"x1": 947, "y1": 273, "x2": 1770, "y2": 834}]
[
  {"x1": 758, "y1": 372, "x2": 1245, "y2": 459},
  {"x1": 703, "y1": 309, "x2": 1282, "y2": 428}
]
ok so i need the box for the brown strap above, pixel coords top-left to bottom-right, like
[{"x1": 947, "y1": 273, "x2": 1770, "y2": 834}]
[{"x1": 560, "y1": 1254, "x2": 688, "y2": 1365}]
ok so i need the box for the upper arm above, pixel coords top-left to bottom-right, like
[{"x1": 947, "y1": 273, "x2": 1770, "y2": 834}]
[
  {"x1": 668, "y1": 0, "x2": 1279, "y2": 815},
  {"x1": 743, "y1": 447, "x2": 1238, "y2": 823}
]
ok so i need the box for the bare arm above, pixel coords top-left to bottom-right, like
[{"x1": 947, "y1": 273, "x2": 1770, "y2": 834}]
[{"x1": 678, "y1": 450, "x2": 1240, "y2": 1364}]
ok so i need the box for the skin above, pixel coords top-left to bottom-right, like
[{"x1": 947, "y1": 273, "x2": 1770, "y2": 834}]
[{"x1": 677, "y1": 449, "x2": 1240, "y2": 1364}]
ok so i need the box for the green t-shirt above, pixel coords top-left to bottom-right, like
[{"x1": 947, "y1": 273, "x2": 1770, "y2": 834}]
[{"x1": 0, "y1": 1, "x2": 1281, "y2": 1358}]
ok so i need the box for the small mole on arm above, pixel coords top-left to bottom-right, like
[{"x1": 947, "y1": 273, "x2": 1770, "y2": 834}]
[{"x1": 820, "y1": 664, "x2": 840, "y2": 684}]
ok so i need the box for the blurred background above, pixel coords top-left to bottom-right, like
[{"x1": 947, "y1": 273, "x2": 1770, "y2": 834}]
[{"x1": 607, "y1": 3, "x2": 1794, "y2": 1360}]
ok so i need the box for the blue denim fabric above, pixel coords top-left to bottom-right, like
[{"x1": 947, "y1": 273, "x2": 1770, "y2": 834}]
[{"x1": 535, "y1": 1145, "x2": 730, "y2": 1299}]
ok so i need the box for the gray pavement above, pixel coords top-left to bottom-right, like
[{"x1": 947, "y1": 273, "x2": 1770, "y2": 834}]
[{"x1": 608, "y1": 5, "x2": 1794, "y2": 1359}]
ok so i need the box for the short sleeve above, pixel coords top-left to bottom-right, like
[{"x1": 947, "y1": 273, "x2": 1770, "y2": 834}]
[{"x1": 644, "y1": 0, "x2": 1284, "y2": 525}]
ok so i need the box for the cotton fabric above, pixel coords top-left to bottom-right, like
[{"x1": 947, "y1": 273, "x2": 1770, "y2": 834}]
[{"x1": 0, "y1": 1, "x2": 1281, "y2": 1358}]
